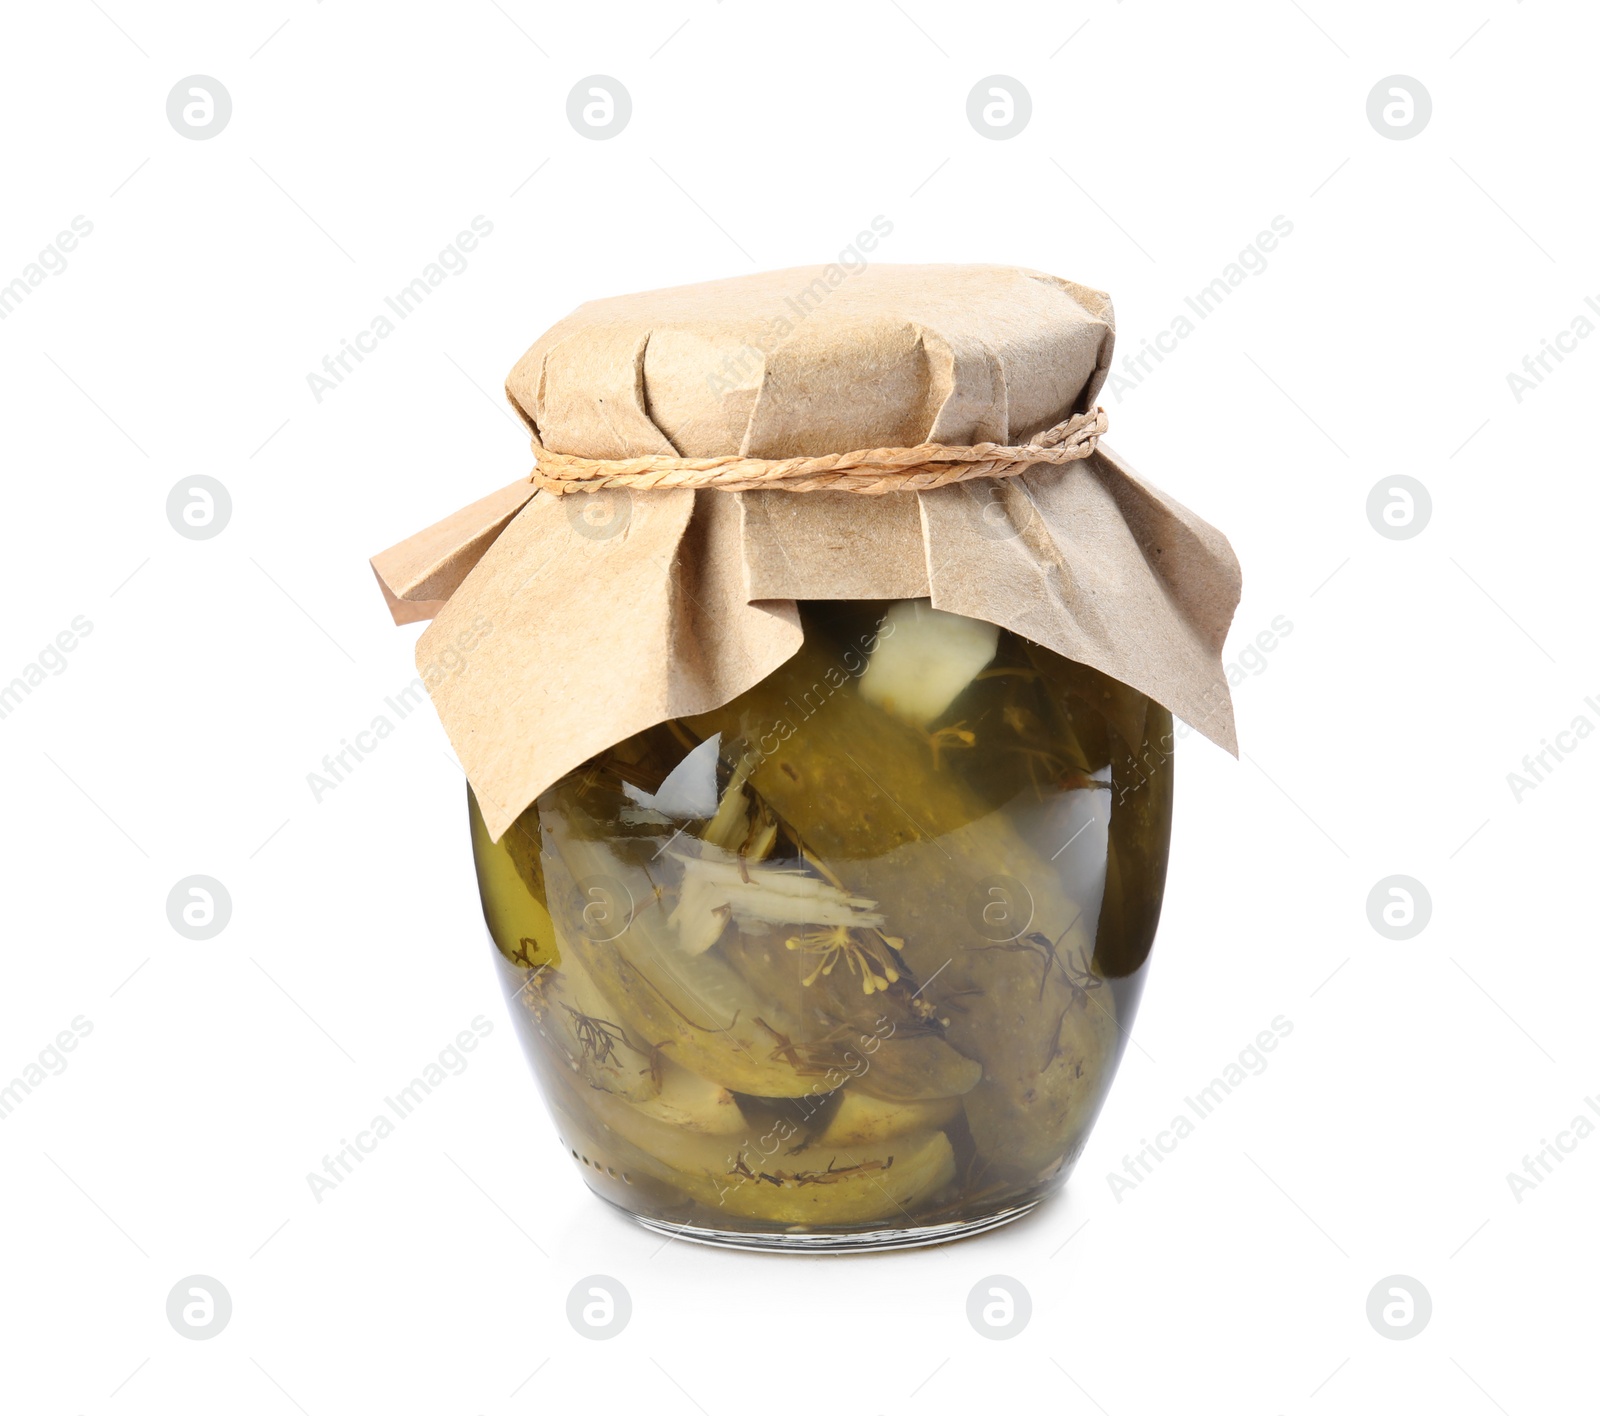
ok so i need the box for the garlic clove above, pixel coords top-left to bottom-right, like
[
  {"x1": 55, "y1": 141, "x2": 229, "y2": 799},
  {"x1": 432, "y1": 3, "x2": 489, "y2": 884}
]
[{"x1": 858, "y1": 599, "x2": 999, "y2": 727}]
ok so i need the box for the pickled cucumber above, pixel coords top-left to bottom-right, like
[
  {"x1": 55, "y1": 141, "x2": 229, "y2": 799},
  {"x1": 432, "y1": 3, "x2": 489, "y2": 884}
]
[
  {"x1": 472, "y1": 598, "x2": 1171, "y2": 1238},
  {"x1": 538, "y1": 789, "x2": 858, "y2": 1099},
  {"x1": 577, "y1": 1079, "x2": 958, "y2": 1225}
]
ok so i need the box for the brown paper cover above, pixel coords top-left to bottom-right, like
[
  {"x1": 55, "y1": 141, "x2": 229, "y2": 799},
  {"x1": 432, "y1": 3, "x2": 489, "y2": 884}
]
[{"x1": 372, "y1": 264, "x2": 1241, "y2": 840}]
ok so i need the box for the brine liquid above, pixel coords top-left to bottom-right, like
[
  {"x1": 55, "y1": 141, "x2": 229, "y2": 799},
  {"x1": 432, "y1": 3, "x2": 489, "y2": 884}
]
[{"x1": 471, "y1": 600, "x2": 1173, "y2": 1239}]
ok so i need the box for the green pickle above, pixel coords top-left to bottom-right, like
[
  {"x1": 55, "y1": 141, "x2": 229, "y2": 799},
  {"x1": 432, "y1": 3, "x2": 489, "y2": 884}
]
[{"x1": 470, "y1": 598, "x2": 1174, "y2": 1245}]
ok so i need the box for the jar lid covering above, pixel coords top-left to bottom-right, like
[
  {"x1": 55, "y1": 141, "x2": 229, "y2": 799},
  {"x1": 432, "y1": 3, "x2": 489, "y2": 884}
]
[{"x1": 372, "y1": 265, "x2": 1241, "y2": 840}]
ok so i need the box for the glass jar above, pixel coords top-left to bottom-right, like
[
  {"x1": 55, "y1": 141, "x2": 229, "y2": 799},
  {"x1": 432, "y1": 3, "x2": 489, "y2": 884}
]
[{"x1": 470, "y1": 598, "x2": 1172, "y2": 1250}]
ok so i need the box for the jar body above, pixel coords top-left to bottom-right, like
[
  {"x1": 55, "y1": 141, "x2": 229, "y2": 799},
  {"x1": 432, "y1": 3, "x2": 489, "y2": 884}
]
[{"x1": 470, "y1": 599, "x2": 1173, "y2": 1250}]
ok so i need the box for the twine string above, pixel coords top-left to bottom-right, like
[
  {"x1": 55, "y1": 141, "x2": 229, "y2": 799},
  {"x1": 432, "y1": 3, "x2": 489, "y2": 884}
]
[{"x1": 529, "y1": 406, "x2": 1108, "y2": 496}]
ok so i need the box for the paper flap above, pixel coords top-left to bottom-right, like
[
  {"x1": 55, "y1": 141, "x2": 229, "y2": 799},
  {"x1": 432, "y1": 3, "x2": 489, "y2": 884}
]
[
  {"x1": 416, "y1": 489, "x2": 801, "y2": 840},
  {"x1": 370, "y1": 477, "x2": 537, "y2": 626}
]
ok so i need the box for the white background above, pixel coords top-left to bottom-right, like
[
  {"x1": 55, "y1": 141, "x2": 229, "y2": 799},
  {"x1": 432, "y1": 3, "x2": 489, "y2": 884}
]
[{"x1": 2, "y1": 1, "x2": 1596, "y2": 1411}]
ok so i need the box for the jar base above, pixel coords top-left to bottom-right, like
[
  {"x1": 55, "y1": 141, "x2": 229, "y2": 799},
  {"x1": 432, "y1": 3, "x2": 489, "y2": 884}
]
[{"x1": 618, "y1": 1199, "x2": 1041, "y2": 1253}]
